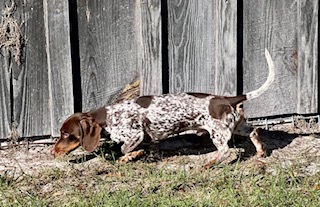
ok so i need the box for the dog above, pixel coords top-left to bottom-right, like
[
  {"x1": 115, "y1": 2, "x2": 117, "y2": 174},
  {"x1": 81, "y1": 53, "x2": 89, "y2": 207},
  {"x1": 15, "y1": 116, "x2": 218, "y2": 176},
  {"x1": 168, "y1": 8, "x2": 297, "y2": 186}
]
[{"x1": 51, "y1": 49, "x2": 275, "y2": 168}]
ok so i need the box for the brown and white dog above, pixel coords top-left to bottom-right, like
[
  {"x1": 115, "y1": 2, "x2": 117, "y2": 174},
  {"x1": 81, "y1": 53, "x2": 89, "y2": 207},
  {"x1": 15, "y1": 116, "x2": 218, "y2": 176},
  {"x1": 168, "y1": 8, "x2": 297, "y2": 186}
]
[{"x1": 51, "y1": 49, "x2": 275, "y2": 167}]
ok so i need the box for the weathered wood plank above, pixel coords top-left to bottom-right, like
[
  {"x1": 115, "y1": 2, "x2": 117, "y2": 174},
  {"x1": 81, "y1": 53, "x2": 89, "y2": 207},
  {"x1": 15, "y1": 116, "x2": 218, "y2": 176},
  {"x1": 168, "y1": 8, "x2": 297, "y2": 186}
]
[
  {"x1": 11, "y1": 0, "x2": 51, "y2": 137},
  {"x1": 77, "y1": 0, "x2": 141, "y2": 111},
  {"x1": 12, "y1": 0, "x2": 73, "y2": 138},
  {"x1": 0, "y1": 56, "x2": 10, "y2": 139},
  {"x1": 243, "y1": 0, "x2": 298, "y2": 118},
  {"x1": 136, "y1": 0, "x2": 162, "y2": 96},
  {"x1": 0, "y1": 1, "x2": 11, "y2": 139},
  {"x1": 167, "y1": 0, "x2": 237, "y2": 95},
  {"x1": 297, "y1": 0, "x2": 318, "y2": 114},
  {"x1": 44, "y1": 0, "x2": 74, "y2": 137}
]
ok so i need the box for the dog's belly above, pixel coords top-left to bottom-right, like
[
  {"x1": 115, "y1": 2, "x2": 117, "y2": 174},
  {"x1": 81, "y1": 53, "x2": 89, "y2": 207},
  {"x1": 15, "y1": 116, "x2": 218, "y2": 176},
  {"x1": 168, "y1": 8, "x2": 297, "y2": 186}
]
[
  {"x1": 143, "y1": 108, "x2": 208, "y2": 141},
  {"x1": 145, "y1": 120, "x2": 203, "y2": 141}
]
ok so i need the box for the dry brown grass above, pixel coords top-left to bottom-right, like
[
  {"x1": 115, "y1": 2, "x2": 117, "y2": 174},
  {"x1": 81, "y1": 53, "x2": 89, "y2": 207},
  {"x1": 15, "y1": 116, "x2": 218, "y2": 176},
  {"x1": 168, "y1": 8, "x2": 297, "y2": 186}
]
[{"x1": 0, "y1": 0, "x2": 24, "y2": 65}]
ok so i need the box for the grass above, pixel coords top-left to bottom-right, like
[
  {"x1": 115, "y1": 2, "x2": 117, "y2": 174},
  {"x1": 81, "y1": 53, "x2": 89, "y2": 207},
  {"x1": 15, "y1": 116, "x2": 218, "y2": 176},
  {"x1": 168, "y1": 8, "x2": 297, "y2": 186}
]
[{"x1": 0, "y1": 158, "x2": 320, "y2": 207}]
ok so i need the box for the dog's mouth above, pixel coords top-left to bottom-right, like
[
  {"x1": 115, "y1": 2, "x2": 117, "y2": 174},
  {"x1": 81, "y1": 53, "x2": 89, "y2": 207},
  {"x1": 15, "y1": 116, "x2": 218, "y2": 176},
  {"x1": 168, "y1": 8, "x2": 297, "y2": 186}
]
[
  {"x1": 50, "y1": 148, "x2": 62, "y2": 158},
  {"x1": 51, "y1": 147, "x2": 68, "y2": 158},
  {"x1": 51, "y1": 141, "x2": 81, "y2": 158}
]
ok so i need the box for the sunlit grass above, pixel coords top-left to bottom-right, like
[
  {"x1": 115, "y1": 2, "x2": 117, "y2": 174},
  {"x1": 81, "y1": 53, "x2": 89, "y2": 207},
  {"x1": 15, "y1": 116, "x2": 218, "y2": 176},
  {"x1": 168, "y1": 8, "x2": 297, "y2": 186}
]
[{"x1": 1, "y1": 158, "x2": 320, "y2": 207}]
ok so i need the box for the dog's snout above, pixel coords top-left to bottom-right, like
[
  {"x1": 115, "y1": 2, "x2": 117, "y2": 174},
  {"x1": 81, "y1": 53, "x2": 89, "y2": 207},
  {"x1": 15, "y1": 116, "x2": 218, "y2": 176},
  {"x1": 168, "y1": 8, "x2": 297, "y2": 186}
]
[{"x1": 50, "y1": 148, "x2": 56, "y2": 157}]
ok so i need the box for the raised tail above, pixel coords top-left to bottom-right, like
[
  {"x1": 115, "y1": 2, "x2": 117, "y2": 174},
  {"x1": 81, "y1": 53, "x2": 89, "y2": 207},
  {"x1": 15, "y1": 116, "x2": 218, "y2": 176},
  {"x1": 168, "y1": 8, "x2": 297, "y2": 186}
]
[{"x1": 245, "y1": 48, "x2": 275, "y2": 100}]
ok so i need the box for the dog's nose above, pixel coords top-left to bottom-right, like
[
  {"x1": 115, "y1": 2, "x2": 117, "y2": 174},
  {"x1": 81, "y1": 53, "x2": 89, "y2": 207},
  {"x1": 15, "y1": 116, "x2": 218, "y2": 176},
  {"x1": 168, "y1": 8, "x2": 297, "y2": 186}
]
[{"x1": 50, "y1": 148, "x2": 56, "y2": 157}]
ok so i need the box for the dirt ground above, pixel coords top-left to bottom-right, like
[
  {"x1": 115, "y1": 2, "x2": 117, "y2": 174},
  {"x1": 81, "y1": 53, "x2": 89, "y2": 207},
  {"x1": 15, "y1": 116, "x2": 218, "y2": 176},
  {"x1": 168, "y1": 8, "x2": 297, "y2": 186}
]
[{"x1": 1, "y1": 118, "x2": 320, "y2": 179}]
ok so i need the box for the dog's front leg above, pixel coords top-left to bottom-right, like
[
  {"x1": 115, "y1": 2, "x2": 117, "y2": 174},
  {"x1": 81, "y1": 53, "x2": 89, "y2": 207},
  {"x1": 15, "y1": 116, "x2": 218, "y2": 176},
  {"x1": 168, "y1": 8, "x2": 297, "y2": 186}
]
[
  {"x1": 117, "y1": 131, "x2": 145, "y2": 163},
  {"x1": 117, "y1": 150, "x2": 145, "y2": 163}
]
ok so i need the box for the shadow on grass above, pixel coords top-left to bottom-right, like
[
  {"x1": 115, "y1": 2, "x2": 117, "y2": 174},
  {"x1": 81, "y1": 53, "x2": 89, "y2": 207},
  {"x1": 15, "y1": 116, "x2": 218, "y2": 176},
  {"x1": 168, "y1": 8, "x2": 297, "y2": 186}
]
[
  {"x1": 68, "y1": 140, "x2": 122, "y2": 164},
  {"x1": 69, "y1": 128, "x2": 319, "y2": 164}
]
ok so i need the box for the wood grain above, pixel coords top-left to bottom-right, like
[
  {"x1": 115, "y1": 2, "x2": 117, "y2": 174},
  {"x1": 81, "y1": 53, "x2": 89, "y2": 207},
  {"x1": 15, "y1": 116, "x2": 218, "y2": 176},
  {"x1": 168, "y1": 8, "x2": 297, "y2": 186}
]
[
  {"x1": 136, "y1": 0, "x2": 162, "y2": 96},
  {"x1": 11, "y1": 0, "x2": 51, "y2": 138},
  {"x1": 0, "y1": 58, "x2": 10, "y2": 139},
  {"x1": 77, "y1": 0, "x2": 140, "y2": 111},
  {"x1": 243, "y1": 0, "x2": 298, "y2": 118},
  {"x1": 0, "y1": 46, "x2": 11, "y2": 139},
  {"x1": 0, "y1": 2, "x2": 11, "y2": 139},
  {"x1": 167, "y1": 0, "x2": 237, "y2": 95},
  {"x1": 44, "y1": 0, "x2": 74, "y2": 137},
  {"x1": 9, "y1": 0, "x2": 73, "y2": 138},
  {"x1": 297, "y1": 0, "x2": 318, "y2": 114}
]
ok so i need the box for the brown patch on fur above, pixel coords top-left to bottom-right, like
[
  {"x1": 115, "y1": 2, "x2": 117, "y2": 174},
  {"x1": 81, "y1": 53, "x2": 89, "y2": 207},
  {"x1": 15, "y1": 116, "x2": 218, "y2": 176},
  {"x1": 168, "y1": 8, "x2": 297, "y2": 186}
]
[
  {"x1": 51, "y1": 111, "x2": 103, "y2": 157},
  {"x1": 224, "y1": 95, "x2": 247, "y2": 108},
  {"x1": 236, "y1": 103, "x2": 244, "y2": 115},
  {"x1": 136, "y1": 96, "x2": 153, "y2": 108},
  {"x1": 209, "y1": 98, "x2": 231, "y2": 120},
  {"x1": 187, "y1": 93, "x2": 210, "y2": 98},
  {"x1": 209, "y1": 95, "x2": 246, "y2": 120},
  {"x1": 60, "y1": 113, "x2": 83, "y2": 136},
  {"x1": 51, "y1": 113, "x2": 84, "y2": 156},
  {"x1": 88, "y1": 107, "x2": 107, "y2": 127},
  {"x1": 79, "y1": 118, "x2": 102, "y2": 152}
]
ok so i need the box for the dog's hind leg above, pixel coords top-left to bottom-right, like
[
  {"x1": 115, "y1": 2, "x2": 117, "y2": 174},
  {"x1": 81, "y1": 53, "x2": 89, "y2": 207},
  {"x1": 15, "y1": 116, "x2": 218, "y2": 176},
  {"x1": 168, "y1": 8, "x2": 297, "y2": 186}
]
[
  {"x1": 203, "y1": 130, "x2": 232, "y2": 169},
  {"x1": 233, "y1": 121, "x2": 264, "y2": 158}
]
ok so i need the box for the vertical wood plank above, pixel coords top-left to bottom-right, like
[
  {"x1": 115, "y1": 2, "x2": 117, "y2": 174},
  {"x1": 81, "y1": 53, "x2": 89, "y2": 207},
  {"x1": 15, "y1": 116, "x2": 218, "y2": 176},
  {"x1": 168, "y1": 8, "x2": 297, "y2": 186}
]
[
  {"x1": 44, "y1": 0, "x2": 74, "y2": 137},
  {"x1": 9, "y1": 0, "x2": 72, "y2": 138},
  {"x1": 136, "y1": 0, "x2": 162, "y2": 96},
  {"x1": 297, "y1": 0, "x2": 318, "y2": 114},
  {"x1": 212, "y1": 0, "x2": 238, "y2": 96},
  {"x1": 0, "y1": 54, "x2": 10, "y2": 139},
  {"x1": 11, "y1": 0, "x2": 51, "y2": 137},
  {"x1": 77, "y1": 0, "x2": 140, "y2": 111},
  {"x1": 0, "y1": 1, "x2": 11, "y2": 139},
  {"x1": 243, "y1": 0, "x2": 298, "y2": 118},
  {"x1": 167, "y1": 0, "x2": 237, "y2": 95}
]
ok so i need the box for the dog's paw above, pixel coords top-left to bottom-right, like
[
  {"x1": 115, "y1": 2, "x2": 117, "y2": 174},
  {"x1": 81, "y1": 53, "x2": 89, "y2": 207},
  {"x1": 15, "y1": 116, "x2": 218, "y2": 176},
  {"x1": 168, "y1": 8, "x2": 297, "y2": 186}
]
[
  {"x1": 202, "y1": 160, "x2": 216, "y2": 170},
  {"x1": 256, "y1": 149, "x2": 265, "y2": 158},
  {"x1": 117, "y1": 149, "x2": 145, "y2": 163}
]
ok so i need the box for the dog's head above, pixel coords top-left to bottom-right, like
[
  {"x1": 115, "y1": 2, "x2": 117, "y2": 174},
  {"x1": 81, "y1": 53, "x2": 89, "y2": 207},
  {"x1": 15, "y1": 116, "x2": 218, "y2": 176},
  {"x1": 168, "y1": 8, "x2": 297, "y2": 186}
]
[{"x1": 51, "y1": 112, "x2": 102, "y2": 157}]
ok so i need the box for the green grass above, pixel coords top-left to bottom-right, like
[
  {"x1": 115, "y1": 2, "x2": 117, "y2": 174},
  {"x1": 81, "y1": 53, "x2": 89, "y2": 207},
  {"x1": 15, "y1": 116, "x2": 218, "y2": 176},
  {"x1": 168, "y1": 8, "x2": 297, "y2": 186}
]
[{"x1": 1, "y1": 160, "x2": 320, "y2": 207}]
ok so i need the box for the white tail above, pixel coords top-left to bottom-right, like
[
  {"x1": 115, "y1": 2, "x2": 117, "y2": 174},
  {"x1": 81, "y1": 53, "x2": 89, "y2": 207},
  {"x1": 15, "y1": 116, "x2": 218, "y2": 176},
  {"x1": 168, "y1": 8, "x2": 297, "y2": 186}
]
[{"x1": 245, "y1": 49, "x2": 275, "y2": 100}]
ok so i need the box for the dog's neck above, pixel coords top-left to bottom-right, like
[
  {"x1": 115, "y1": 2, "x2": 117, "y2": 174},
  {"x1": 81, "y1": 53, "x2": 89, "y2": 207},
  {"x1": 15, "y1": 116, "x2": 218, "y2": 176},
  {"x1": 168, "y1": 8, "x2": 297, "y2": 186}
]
[{"x1": 88, "y1": 107, "x2": 107, "y2": 127}]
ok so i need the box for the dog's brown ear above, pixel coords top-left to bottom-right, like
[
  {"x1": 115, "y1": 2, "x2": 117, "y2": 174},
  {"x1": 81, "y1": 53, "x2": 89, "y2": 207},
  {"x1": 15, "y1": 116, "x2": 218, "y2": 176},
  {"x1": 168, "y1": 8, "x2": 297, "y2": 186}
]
[{"x1": 79, "y1": 117, "x2": 101, "y2": 152}]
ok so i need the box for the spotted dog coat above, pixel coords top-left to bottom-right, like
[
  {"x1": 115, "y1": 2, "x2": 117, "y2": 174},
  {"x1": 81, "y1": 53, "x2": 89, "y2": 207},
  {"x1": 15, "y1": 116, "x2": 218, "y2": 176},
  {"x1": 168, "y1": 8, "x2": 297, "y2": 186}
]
[
  {"x1": 51, "y1": 49, "x2": 275, "y2": 167},
  {"x1": 106, "y1": 93, "x2": 245, "y2": 163}
]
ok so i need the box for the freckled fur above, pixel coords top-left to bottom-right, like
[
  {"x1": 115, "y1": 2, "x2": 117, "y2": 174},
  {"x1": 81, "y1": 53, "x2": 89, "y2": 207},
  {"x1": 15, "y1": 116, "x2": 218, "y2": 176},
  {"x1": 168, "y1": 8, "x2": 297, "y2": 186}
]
[
  {"x1": 105, "y1": 93, "x2": 241, "y2": 162},
  {"x1": 52, "y1": 49, "x2": 275, "y2": 166}
]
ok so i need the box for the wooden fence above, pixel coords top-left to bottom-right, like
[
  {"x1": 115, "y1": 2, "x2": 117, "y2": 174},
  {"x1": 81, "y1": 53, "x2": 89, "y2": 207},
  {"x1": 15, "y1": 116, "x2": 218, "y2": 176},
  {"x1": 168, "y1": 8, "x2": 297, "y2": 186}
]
[{"x1": 0, "y1": 0, "x2": 318, "y2": 139}]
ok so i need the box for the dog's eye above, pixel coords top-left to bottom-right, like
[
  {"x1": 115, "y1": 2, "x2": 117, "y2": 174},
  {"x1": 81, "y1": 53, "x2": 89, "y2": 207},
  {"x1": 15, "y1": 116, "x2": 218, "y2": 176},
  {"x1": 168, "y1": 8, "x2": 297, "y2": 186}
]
[{"x1": 61, "y1": 132, "x2": 69, "y2": 138}]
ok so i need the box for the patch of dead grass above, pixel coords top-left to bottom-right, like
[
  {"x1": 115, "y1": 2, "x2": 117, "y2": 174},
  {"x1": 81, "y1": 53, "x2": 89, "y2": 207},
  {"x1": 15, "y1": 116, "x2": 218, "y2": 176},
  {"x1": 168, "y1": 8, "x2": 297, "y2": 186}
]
[{"x1": 0, "y1": 0, "x2": 24, "y2": 65}]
